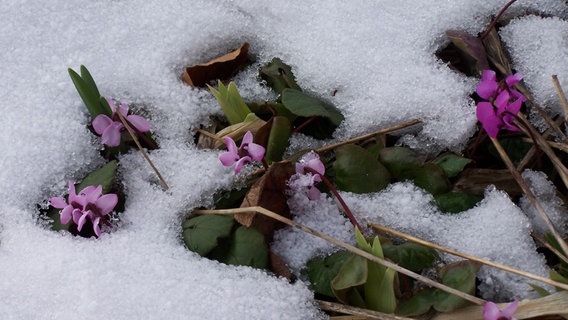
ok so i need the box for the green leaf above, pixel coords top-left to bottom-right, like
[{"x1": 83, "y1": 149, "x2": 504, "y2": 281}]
[
  {"x1": 433, "y1": 153, "x2": 472, "y2": 178},
  {"x1": 396, "y1": 288, "x2": 436, "y2": 316},
  {"x1": 79, "y1": 65, "x2": 101, "y2": 99},
  {"x1": 434, "y1": 192, "x2": 483, "y2": 214},
  {"x1": 331, "y1": 254, "x2": 368, "y2": 304},
  {"x1": 334, "y1": 144, "x2": 391, "y2": 193},
  {"x1": 378, "y1": 147, "x2": 424, "y2": 179},
  {"x1": 208, "y1": 81, "x2": 252, "y2": 125},
  {"x1": 69, "y1": 67, "x2": 106, "y2": 118},
  {"x1": 281, "y1": 89, "x2": 344, "y2": 126},
  {"x1": 433, "y1": 261, "x2": 480, "y2": 312},
  {"x1": 382, "y1": 242, "x2": 438, "y2": 272},
  {"x1": 365, "y1": 236, "x2": 397, "y2": 313},
  {"x1": 404, "y1": 163, "x2": 451, "y2": 195},
  {"x1": 99, "y1": 96, "x2": 113, "y2": 117},
  {"x1": 527, "y1": 283, "x2": 550, "y2": 297},
  {"x1": 259, "y1": 58, "x2": 302, "y2": 94},
  {"x1": 223, "y1": 226, "x2": 268, "y2": 269},
  {"x1": 182, "y1": 214, "x2": 234, "y2": 256},
  {"x1": 265, "y1": 116, "x2": 292, "y2": 163},
  {"x1": 305, "y1": 251, "x2": 353, "y2": 298},
  {"x1": 76, "y1": 160, "x2": 117, "y2": 193}
]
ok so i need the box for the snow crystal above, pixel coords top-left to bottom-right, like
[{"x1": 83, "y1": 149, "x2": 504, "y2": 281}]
[
  {"x1": 500, "y1": 16, "x2": 568, "y2": 118},
  {"x1": 343, "y1": 183, "x2": 549, "y2": 300},
  {"x1": 520, "y1": 169, "x2": 568, "y2": 236},
  {"x1": 271, "y1": 192, "x2": 355, "y2": 274},
  {"x1": 1, "y1": 0, "x2": 567, "y2": 317}
]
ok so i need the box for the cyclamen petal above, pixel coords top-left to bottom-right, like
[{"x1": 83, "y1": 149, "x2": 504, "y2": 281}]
[
  {"x1": 234, "y1": 156, "x2": 251, "y2": 173},
  {"x1": 482, "y1": 301, "x2": 518, "y2": 320},
  {"x1": 81, "y1": 185, "x2": 103, "y2": 205},
  {"x1": 126, "y1": 114, "x2": 151, "y2": 132},
  {"x1": 476, "y1": 70, "x2": 499, "y2": 100},
  {"x1": 476, "y1": 102, "x2": 503, "y2": 138},
  {"x1": 246, "y1": 142, "x2": 266, "y2": 162},
  {"x1": 101, "y1": 122, "x2": 124, "y2": 147},
  {"x1": 241, "y1": 130, "x2": 254, "y2": 145},
  {"x1": 76, "y1": 211, "x2": 89, "y2": 232},
  {"x1": 307, "y1": 185, "x2": 321, "y2": 200},
  {"x1": 50, "y1": 197, "x2": 67, "y2": 209},
  {"x1": 60, "y1": 205, "x2": 73, "y2": 224},
  {"x1": 92, "y1": 114, "x2": 113, "y2": 135},
  {"x1": 95, "y1": 194, "x2": 118, "y2": 216},
  {"x1": 72, "y1": 208, "x2": 84, "y2": 225},
  {"x1": 223, "y1": 136, "x2": 239, "y2": 155},
  {"x1": 92, "y1": 217, "x2": 101, "y2": 237},
  {"x1": 505, "y1": 72, "x2": 523, "y2": 87},
  {"x1": 219, "y1": 151, "x2": 239, "y2": 167}
]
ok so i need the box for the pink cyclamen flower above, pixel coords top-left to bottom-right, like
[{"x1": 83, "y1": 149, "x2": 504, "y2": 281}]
[
  {"x1": 219, "y1": 131, "x2": 265, "y2": 173},
  {"x1": 482, "y1": 300, "x2": 518, "y2": 320},
  {"x1": 475, "y1": 70, "x2": 525, "y2": 138},
  {"x1": 289, "y1": 151, "x2": 325, "y2": 200},
  {"x1": 50, "y1": 181, "x2": 118, "y2": 237},
  {"x1": 92, "y1": 99, "x2": 151, "y2": 147}
]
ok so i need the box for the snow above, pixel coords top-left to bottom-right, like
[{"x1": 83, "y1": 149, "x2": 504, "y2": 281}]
[{"x1": 0, "y1": 0, "x2": 567, "y2": 318}]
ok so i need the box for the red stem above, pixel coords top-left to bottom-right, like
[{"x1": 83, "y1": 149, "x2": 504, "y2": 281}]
[
  {"x1": 305, "y1": 167, "x2": 362, "y2": 230},
  {"x1": 480, "y1": 0, "x2": 517, "y2": 40}
]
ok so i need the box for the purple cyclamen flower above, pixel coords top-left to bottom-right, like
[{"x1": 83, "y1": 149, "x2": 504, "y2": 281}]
[
  {"x1": 289, "y1": 151, "x2": 325, "y2": 200},
  {"x1": 92, "y1": 99, "x2": 151, "y2": 147},
  {"x1": 482, "y1": 300, "x2": 518, "y2": 320},
  {"x1": 219, "y1": 131, "x2": 265, "y2": 173},
  {"x1": 50, "y1": 181, "x2": 118, "y2": 237},
  {"x1": 475, "y1": 70, "x2": 526, "y2": 138}
]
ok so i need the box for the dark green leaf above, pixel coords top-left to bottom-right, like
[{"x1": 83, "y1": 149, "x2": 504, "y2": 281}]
[
  {"x1": 281, "y1": 89, "x2": 344, "y2": 126},
  {"x1": 434, "y1": 192, "x2": 483, "y2": 214},
  {"x1": 433, "y1": 261, "x2": 480, "y2": 312},
  {"x1": 334, "y1": 144, "x2": 391, "y2": 193},
  {"x1": 404, "y1": 163, "x2": 451, "y2": 195},
  {"x1": 265, "y1": 116, "x2": 292, "y2": 163},
  {"x1": 182, "y1": 214, "x2": 234, "y2": 256},
  {"x1": 305, "y1": 251, "x2": 353, "y2": 298},
  {"x1": 331, "y1": 254, "x2": 368, "y2": 304},
  {"x1": 379, "y1": 147, "x2": 424, "y2": 179},
  {"x1": 68, "y1": 67, "x2": 106, "y2": 118},
  {"x1": 383, "y1": 242, "x2": 438, "y2": 272},
  {"x1": 76, "y1": 160, "x2": 117, "y2": 193},
  {"x1": 527, "y1": 283, "x2": 550, "y2": 297},
  {"x1": 433, "y1": 153, "x2": 472, "y2": 178},
  {"x1": 259, "y1": 58, "x2": 302, "y2": 94},
  {"x1": 79, "y1": 65, "x2": 101, "y2": 100},
  {"x1": 396, "y1": 288, "x2": 436, "y2": 316},
  {"x1": 489, "y1": 137, "x2": 532, "y2": 164},
  {"x1": 223, "y1": 226, "x2": 268, "y2": 269},
  {"x1": 445, "y1": 30, "x2": 490, "y2": 76}
]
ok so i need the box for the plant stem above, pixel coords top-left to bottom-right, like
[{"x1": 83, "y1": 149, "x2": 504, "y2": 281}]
[
  {"x1": 116, "y1": 111, "x2": 169, "y2": 190},
  {"x1": 480, "y1": 0, "x2": 517, "y2": 40},
  {"x1": 491, "y1": 137, "x2": 568, "y2": 259},
  {"x1": 318, "y1": 172, "x2": 361, "y2": 230},
  {"x1": 316, "y1": 119, "x2": 421, "y2": 153},
  {"x1": 552, "y1": 75, "x2": 568, "y2": 125},
  {"x1": 194, "y1": 206, "x2": 486, "y2": 305},
  {"x1": 370, "y1": 223, "x2": 568, "y2": 291}
]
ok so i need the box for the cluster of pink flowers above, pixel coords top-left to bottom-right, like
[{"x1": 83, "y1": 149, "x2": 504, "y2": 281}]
[
  {"x1": 92, "y1": 99, "x2": 151, "y2": 147},
  {"x1": 289, "y1": 151, "x2": 325, "y2": 200},
  {"x1": 50, "y1": 181, "x2": 118, "y2": 237},
  {"x1": 219, "y1": 131, "x2": 265, "y2": 173},
  {"x1": 476, "y1": 70, "x2": 525, "y2": 138}
]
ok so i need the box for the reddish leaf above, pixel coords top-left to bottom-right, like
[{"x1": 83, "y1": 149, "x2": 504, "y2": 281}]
[
  {"x1": 446, "y1": 30, "x2": 489, "y2": 75},
  {"x1": 238, "y1": 161, "x2": 295, "y2": 240},
  {"x1": 182, "y1": 43, "x2": 249, "y2": 87}
]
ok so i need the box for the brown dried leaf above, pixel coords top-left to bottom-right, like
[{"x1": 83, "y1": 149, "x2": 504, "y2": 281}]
[
  {"x1": 481, "y1": 28, "x2": 512, "y2": 75},
  {"x1": 182, "y1": 43, "x2": 249, "y2": 87},
  {"x1": 238, "y1": 161, "x2": 295, "y2": 240},
  {"x1": 452, "y1": 168, "x2": 522, "y2": 196},
  {"x1": 269, "y1": 251, "x2": 293, "y2": 280},
  {"x1": 446, "y1": 30, "x2": 489, "y2": 75}
]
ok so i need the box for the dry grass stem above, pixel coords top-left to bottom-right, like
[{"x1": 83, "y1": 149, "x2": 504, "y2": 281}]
[
  {"x1": 521, "y1": 137, "x2": 568, "y2": 154},
  {"x1": 194, "y1": 127, "x2": 224, "y2": 142},
  {"x1": 193, "y1": 206, "x2": 486, "y2": 305},
  {"x1": 491, "y1": 137, "x2": 568, "y2": 260},
  {"x1": 317, "y1": 300, "x2": 413, "y2": 320},
  {"x1": 532, "y1": 233, "x2": 568, "y2": 266},
  {"x1": 517, "y1": 117, "x2": 565, "y2": 172},
  {"x1": 316, "y1": 119, "x2": 421, "y2": 153},
  {"x1": 370, "y1": 224, "x2": 568, "y2": 291},
  {"x1": 432, "y1": 291, "x2": 568, "y2": 320},
  {"x1": 516, "y1": 115, "x2": 568, "y2": 188},
  {"x1": 116, "y1": 111, "x2": 169, "y2": 190},
  {"x1": 552, "y1": 75, "x2": 568, "y2": 124}
]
